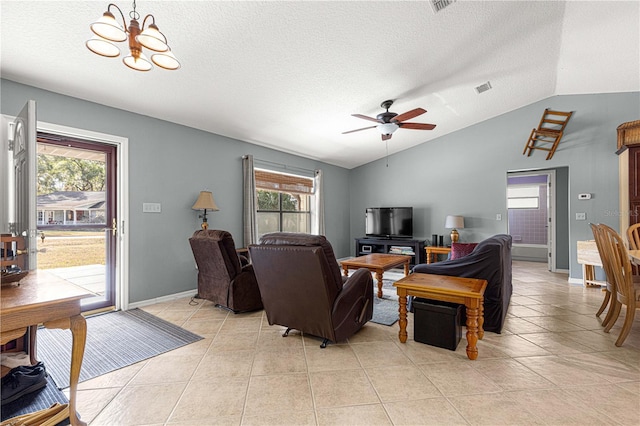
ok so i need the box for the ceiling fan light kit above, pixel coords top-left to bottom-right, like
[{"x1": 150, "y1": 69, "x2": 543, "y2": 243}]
[
  {"x1": 86, "y1": 1, "x2": 180, "y2": 71},
  {"x1": 378, "y1": 123, "x2": 399, "y2": 135},
  {"x1": 343, "y1": 99, "x2": 436, "y2": 141}
]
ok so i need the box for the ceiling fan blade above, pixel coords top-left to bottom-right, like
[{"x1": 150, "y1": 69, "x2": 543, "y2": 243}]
[
  {"x1": 342, "y1": 125, "x2": 377, "y2": 134},
  {"x1": 352, "y1": 114, "x2": 381, "y2": 123},
  {"x1": 381, "y1": 133, "x2": 392, "y2": 141},
  {"x1": 393, "y1": 108, "x2": 427, "y2": 123},
  {"x1": 399, "y1": 122, "x2": 436, "y2": 130}
]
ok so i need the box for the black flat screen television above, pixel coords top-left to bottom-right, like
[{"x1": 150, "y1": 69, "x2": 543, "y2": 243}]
[{"x1": 365, "y1": 207, "x2": 413, "y2": 238}]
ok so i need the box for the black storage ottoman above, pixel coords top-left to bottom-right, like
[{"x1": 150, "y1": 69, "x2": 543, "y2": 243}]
[{"x1": 413, "y1": 298, "x2": 463, "y2": 350}]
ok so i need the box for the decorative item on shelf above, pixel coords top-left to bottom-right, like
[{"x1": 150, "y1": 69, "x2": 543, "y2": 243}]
[
  {"x1": 445, "y1": 215, "x2": 464, "y2": 244},
  {"x1": 192, "y1": 191, "x2": 219, "y2": 230},
  {"x1": 86, "y1": 0, "x2": 180, "y2": 71}
]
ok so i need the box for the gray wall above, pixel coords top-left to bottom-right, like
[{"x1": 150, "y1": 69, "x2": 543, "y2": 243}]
[
  {"x1": 349, "y1": 92, "x2": 640, "y2": 280},
  {"x1": 3, "y1": 78, "x2": 637, "y2": 292},
  {"x1": 1, "y1": 79, "x2": 351, "y2": 303}
]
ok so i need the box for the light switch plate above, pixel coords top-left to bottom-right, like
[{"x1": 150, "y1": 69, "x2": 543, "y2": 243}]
[
  {"x1": 576, "y1": 212, "x2": 586, "y2": 221},
  {"x1": 143, "y1": 202, "x2": 161, "y2": 213},
  {"x1": 496, "y1": 214, "x2": 502, "y2": 220}
]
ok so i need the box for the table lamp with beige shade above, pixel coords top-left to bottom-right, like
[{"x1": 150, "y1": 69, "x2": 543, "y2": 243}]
[
  {"x1": 192, "y1": 191, "x2": 219, "y2": 230},
  {"x1": 445, "y1": 215, "x2": 464, "y2": 244}
]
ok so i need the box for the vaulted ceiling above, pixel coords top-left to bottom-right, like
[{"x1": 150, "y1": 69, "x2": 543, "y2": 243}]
[{"x1": 1, "y1": 1, "x2": 638, "y2": 168}]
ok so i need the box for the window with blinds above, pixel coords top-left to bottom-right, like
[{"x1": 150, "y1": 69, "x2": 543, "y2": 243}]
[
  {"x1": 254, "y1": 169, "x2": 314, "y2": 195},
  {"x1": 507, "y1": 185, "x2": 540, "y2": 209},
  {"x1": 255, "y1": 169, "x2": 313, "y2": 238}
]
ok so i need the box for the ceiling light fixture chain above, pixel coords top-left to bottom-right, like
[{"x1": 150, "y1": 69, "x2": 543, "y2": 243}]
[
  {"x1": 130, "y1": 0, "x2": 140, "y2": 20},
  {"x1": 386, "y1": 140, "x2": 389, "y2": 168},
  {"x1": 85, "y1": 1, "x2": 180, "y2": 71}
]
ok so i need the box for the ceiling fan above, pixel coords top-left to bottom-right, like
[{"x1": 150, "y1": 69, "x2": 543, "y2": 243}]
[{"x1": 343, "y1": 100, "x2": 436, "y2": 141}]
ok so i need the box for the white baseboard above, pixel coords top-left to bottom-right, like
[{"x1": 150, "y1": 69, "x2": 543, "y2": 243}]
[
  {"x1": 128, "y1": 288, "x2": 197, "y2": 310},
  {"x1": 567, "y1": 277, "x2": 584, "y2": 286}
]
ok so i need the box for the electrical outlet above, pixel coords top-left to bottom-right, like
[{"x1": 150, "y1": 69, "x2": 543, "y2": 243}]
[
  {"x1": 496, "y1": 214, "x2": 502, "y2": 220},
  {"x1": 143, "y1": 202, "x2": 161, "y2": 213},
  {"x1": 576, "y1": 212, "x2": 586, "y2": 221}
]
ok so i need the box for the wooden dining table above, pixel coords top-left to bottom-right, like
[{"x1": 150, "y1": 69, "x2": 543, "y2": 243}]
[{"x1": 1, "y1": 270, "x2": 92, "y2": 426}]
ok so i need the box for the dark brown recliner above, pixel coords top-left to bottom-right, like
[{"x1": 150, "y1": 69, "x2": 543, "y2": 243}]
[
  {"x1": 249, "y1": 232, "x2": 373, "y2": 348},
  {"x1": 189, "y1": 230, "x2": 263, "y2": 313}
]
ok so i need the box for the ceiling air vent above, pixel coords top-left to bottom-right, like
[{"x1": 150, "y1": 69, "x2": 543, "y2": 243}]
[
  {"x1": 475, "y1": 81, "x2": 492, "y2": 94},
  {"x1": 430, "y1": 0, "x2": 456, "y2": 13}
]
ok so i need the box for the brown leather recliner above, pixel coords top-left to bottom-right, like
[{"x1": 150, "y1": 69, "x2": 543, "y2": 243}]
[
  {"x1": 249, "y1": 232, "x2": 373, "y2": 347},
  {"x1": 189, "y1": 230, "x2": 263, "y2": 313}
]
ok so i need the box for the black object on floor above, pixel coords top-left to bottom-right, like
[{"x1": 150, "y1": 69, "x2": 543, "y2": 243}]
[
  {"x1": 1, "y1": 364, "x2": 47, "y2": 406},
  {"x1": 0, "y1": 376, "x2": 69, "y2": 426},
  {"x1": 413, "y1": 298, "x2": 463, "y2": 351}
]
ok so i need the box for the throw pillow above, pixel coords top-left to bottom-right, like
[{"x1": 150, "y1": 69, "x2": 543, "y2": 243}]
[{"x1": 450, "y1": 243, "x2": 477, "y2": 260}]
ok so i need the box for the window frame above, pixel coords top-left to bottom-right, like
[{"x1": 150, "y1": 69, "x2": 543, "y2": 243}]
[{"x1": 254, "y1": 168, "x2": 315, "y2": 237}]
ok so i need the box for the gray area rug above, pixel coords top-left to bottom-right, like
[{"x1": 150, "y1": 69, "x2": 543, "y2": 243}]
[
  {"x1": 372, "y1": 294, "x2": 399, "y2": 326},
  {"x1": 37, "y1": 308, "x2": 203, "y2": 389},
  {"x1": 370, "y1": 270, "x2": 405, "y2": 326}
]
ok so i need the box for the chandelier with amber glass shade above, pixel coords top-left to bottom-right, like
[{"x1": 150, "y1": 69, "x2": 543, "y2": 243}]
[{"x1": 86, "y1": 1, "x2": 180, "y2": 71}]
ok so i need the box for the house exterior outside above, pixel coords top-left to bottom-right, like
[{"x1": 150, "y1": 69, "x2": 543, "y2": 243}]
[{"x1": 37, "y1": 191, "x2": 105, "y2": 226}]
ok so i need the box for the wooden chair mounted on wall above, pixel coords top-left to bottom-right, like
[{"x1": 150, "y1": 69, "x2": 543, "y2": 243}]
[{"x1": 522, "y1": 108, "x2": 573, "y2": 160}]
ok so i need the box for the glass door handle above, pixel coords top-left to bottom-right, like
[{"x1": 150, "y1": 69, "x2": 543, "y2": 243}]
[{"x1": 103, "y1": 218, "x2": 117, "y2": 237}]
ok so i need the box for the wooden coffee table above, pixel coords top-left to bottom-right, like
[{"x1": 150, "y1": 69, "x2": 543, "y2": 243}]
[
  {"x1": 340, "y1": 254, "x2": 411, "y2": 298},
  {"x1": 393, "y1": 273, "x2": 487, "y2": 360}
]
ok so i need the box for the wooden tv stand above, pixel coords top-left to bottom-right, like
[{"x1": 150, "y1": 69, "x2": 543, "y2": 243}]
[{"x1": 354, "y1": 237, "x2": 425, "y2": 267}]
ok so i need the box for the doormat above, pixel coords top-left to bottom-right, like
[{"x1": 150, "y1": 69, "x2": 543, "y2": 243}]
[{"x1": 36, "y1": 308, "x2": 203, "y2": 389}]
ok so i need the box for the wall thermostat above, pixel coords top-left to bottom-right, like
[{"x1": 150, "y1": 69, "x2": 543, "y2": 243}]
[{"x1": 578, "y1": 193, "x2": 592, "y2": 200}]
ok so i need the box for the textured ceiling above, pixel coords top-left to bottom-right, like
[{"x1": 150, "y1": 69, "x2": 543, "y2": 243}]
[{"x1": 1, "y1": 1, "x2": 638, "y2": 169}]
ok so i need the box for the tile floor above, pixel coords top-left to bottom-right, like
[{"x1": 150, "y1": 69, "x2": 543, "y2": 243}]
[{"x1": 73, "y1": 261, "x2": 640, "y2": 425}]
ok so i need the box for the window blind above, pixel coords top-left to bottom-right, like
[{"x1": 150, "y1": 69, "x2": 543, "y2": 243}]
[{"x1": 255, "y1": 169, "x2": 315, "y2": 195}]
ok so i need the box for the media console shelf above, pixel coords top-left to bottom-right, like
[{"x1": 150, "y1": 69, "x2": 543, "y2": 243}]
[{"x1": 355, "y1": 237, "x2": 425, "y2": 267}]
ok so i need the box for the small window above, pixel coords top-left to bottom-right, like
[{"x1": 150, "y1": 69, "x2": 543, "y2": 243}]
[
  {"x1": 255, "y1": 169, "x2": 313, "y2": 238},
  {"x1": 507, "y1": 185, "x2": 540, "y2": 209}
]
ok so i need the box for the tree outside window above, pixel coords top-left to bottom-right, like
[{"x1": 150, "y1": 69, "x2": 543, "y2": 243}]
[{"x1": 257, "y1": 190, "x2": 310, "y2": 238}]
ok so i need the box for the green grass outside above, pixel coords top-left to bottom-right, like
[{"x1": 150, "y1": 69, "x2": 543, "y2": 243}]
[{"x1": 37, "y1": 230, "x2": 106, "y2": 269}]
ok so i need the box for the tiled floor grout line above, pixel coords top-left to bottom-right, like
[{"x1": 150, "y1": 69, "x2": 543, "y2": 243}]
[{"x1": 162, "y1": 300, "x2": 221, "y2": 425}]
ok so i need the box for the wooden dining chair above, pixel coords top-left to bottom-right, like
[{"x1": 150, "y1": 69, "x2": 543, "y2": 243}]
[
  {"x1": 627, "y1": 222, "x2": 640, "y2": 274},
  {"x1": 628, "y1": 223, "x2": 640, "y2": 250},
  {"x1": 590, "y1": 223, "x2": 618, "y2": 328},
  {"x1": 600, "y1": 224, "x2": 640, "y2": 346}
]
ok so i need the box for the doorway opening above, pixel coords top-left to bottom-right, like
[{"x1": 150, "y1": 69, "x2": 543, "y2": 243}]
[
  {"x1": 36, "y1": 133, "x2": 117, "y2": 312},
  {"x1": 507, "y1": 171, "x2": 555, "y2": 270}
]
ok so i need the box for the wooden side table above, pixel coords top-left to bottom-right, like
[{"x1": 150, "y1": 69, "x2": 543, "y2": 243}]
[
  {"x1": 425, "y1": 246, "x2": 451, "y2": 264},
  {"x1": 393, "y1": 273, "x2": 487, "y2": 360}
]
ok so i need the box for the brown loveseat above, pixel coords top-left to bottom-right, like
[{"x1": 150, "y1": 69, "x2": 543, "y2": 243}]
[
  {"x1": 249, "y1": 232, "x2": 373, "y2": 347},
  {"x1": 189, "y1": 230, "x2": 263, "y2": 313}
]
